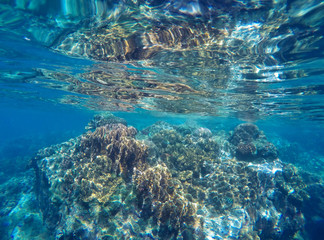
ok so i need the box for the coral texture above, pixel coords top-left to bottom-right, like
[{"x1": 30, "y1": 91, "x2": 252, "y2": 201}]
[
  {"x1": 134, "y1": 164, "x2": 198, "y2": 239},
  {"x1": 33, "y1": 123, "x2": 148, "y2": 238},
  {"x1": 229, "y1": 123, "x2": 278, "y2": 161},
  {"x1": 31, "y1": 118, "x2": 315, "y2": 239},
  {"x1": 85, "y1": 113, "x2": 127, "y2": 130}
]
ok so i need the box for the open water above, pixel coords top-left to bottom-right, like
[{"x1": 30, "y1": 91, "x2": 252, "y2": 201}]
[{"x1": 0, "y1": 1, "x2": 323, "y2": 239}]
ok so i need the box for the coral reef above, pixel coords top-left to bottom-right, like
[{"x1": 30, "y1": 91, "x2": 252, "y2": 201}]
[
  {"x1": 142, "y1": 122, "x2": 220, "y2": 175},
  {"x1": 137, "y1": 122, "x2": 307, "y2": 239},
  {"x1": 32, "y1": 123, "x2": 148, "y2": 238},
  {"x1": 134, "y1": 163, "x2": 199, "y2": 239},
  {"x1": 229, "y1": 123, "x2": 278, "y2": 162},
  {"x1": 85, "y1": 113, "x2": 127, "y2": 130},
  {"x1": 28, "y1": 117, "x2": 320, "y2": 239},
  {"x1": 77, "y1": 123, "x2": 147, "y2": 181}
]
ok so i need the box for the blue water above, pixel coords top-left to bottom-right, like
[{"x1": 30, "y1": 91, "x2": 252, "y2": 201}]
[{"x1": 1, "y1": 1, "x2": 324, "y2": 239}]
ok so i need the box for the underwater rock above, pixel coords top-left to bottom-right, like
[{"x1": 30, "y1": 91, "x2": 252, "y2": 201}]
[
  {"x1": 139, "y1": 121, "x2": 174, "y2": 137},
  {"x1": 78, "y1": 123, "x2": 147, "y2": 180},
  {"x1": 193, "y1": 127, "x2": 213, "y2": 138},
  {"x1": 30, "y1": 118, "x2": 314, "y2": 239},
  {"x1": 85, "y1": 112, "x2": 127, "y2": 130},
  {"x1": 134, "y1": 163, "x2": 198, "y2": 239},
  {"x1": 33, "y1": 123, "x2": 148, "y2": 239},
  {"x1": 229, "y1": 123, "x2": 278, "y2": 162},
  {"x1": 143, "y1": 122, "x2": 220, "y2": 177},
  {"x1": 229, "y1": 123, "x2": 260, "y2": 145},
  {"x1": 236, "y1": 142, "x2": 257, "y2": 160},
  {"x1": 139, "y1": 121, "x2": 305, "y2": 239}
]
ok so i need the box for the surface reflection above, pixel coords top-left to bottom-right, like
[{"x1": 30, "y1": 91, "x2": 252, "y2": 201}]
[{"x1": 0, "y1": 0, "x2": 323, "y2": 121}]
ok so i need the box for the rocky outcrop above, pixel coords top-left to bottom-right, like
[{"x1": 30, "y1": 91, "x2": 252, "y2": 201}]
[
  {"x1": 229, "y1": 123, "x2": 278, "y2": 162},
  {"x1": 30, "y1": 119, "x2": 312, "y2": 239}
]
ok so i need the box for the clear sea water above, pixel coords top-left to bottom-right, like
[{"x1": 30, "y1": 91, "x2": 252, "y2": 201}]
[{"x1": 0, "y1": 1, "x2": 323, "y2": 239}]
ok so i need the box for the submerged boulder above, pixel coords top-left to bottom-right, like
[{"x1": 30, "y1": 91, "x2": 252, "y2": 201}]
[
  {"x1": 229, "y1": 123, "x2": 278, "y2": 161},
  {"x1": 29, "y1": 118, "x2": 310, "y2": 239},
  {"x1": 85, "y1": 113, "x2": 127, "y2": 130},
  {"x1": 229, "y1": 123, "x2": 260, "y2": 145},
  {"x1": 32, "y1": 123, "x2": 148, "y2": 239}
]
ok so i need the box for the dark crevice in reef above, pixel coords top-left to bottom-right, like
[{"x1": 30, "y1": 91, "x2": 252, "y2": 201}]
[{"x1": 25, "y1": 114, "x2": 324, "y2": 239}]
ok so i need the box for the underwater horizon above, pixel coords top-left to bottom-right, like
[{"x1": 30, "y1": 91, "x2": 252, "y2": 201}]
[{"x1": 0, "y1": 1, "x2": 324, "y2": 239}]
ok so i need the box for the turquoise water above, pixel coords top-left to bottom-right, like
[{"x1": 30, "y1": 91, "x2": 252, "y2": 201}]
[{"x1": 0, "y1": 1, "x2": 324, "y2": 239}]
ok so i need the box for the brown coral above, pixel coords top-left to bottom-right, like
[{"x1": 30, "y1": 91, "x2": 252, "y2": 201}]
[
  {"x1": 78, "y1": 123, "x2": 147, "y2": 180},
  {"x1": 236, "y1": 142, "x2": 257, "y2": 161},
  {"x1": 32, "y1": 120, "x2": 310, "y2": 240},
  {"x1": 34, "y1": 123, "x2": 148, "y2": 238},
  {"x1": 134, "y1": 164, "x2": 197, "y2": 239},
  {"x1": 229, "y1": 123, "x2": 278, "y2": 161}
]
